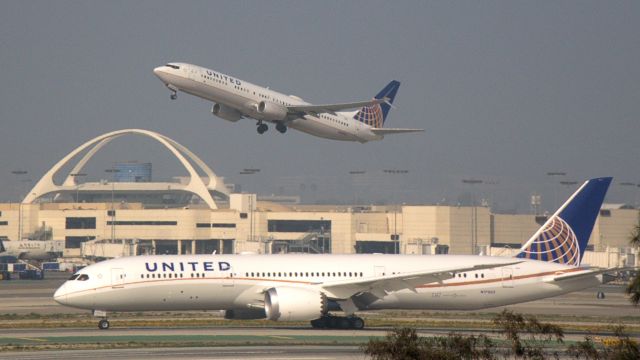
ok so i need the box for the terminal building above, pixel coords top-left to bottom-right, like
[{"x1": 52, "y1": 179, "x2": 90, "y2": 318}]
[{"x1": 1, "y1": 129, "x2": 637, "y2": 269}]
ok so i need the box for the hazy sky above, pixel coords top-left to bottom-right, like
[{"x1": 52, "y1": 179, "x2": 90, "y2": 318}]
[{"x1": 1, "y1": 1, "x2": 638, "y2": 212}]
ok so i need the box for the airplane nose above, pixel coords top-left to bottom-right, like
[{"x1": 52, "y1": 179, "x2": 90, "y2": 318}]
[
  {"x1": 53, "y1": 283, "x2": 68, "y2": 305},
  {"x1": 153, "y1": 66, "x2": 165, "y2": 77}
]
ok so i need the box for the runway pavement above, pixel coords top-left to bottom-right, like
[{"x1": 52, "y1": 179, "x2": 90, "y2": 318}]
[
  {"x1": 1, "y1": 271, "x2": 638, "y2": 359},
  {"x1": 0, "y1": 346, "x2": 364, "y2": 360}
]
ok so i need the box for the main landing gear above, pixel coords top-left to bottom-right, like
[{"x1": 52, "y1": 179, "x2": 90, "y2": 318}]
[
  {"x1": 257, "y1": 122, "x2": 268, "y2": 134},
  {"x1": 276, "y1": 123, "x2": 287, "y2": 134},
  {"x1": 310, "y1": 315, "x2": 365, "y2": 330}
]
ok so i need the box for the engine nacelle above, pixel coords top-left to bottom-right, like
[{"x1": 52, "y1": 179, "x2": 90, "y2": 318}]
[
  {"x1": 223, "y1": 308, "x2": 266, "y2": 320},
  {"x1": 264, "y1": 287, "x2": 328, "y2": 322},
  {"x1": 256, "y1": 101, "x2": 287, "y2": 121},
  {"x1": 211, "y1": 103, "x2": 242, "y2": 122}
]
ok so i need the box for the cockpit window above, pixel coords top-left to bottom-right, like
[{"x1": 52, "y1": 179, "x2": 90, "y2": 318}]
[
  {"x1": 77, "y1": 274, "x2": 89, "y2": 281},
  {"x1": 166, "y1": 64, "x2": 180, "y2": 70},
  {"x1": 68, "y1": 274, "x2": 79, "y2": 280}
]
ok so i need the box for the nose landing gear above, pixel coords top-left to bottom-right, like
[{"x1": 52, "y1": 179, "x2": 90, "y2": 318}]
[
  {"x1": 98, "y1": 318, "x2": 110, "y2": 330},
  {"x1": 93, "y1": 309, "x2": 110, "y2": 330},
  {"x1": 165, "y1": 84, "x2": 178, "y2": 100}
]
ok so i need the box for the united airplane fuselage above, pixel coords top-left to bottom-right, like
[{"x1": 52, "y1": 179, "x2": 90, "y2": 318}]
[
  {"x1": 54, "y1": 254, "x2": 597, "y2": 313},
  {"x1": 53, "y1": 178, "x2": 613, "y2": 330},
  {"x1": 153, "y1": 63, "x2": 422, "y2": 142}
]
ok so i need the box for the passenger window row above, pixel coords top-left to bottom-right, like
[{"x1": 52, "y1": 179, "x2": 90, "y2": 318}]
[
  {"x1": 456, "y1": 273, "x2": 486, "y2": 279},
  {"x1": 245, "y1": 271, "x2": 363, "y2": 278}
]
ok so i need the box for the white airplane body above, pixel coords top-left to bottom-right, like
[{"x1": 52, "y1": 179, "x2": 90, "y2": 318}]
[
  {"x1": 153, "y1": 63, "x2": 423, "y2": 143},
  {"x1": 0, "y1": 239, "x2": 62, "y2": 260},
  {"x1": 54, "y1": 178, "x2": 613, "y2": 329}
]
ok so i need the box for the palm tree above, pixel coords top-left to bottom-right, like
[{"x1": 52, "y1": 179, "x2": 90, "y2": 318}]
[{"x1": 626, "y1": 213, "x2": 640, "y2": 305}]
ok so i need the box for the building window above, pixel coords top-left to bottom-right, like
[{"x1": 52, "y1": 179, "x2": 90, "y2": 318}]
[
  {"x1": 196, "y1": 223, "x2": 236, "y2": 228},
  {"x1": 268, "y1": 220, "x2": 331, "y2": 233},
  {"x1": 107, "y1": 210, "x2": 116, "y2": 217},
  {"x1": 107, "y1": 221, "x2": 177, "y2": 226},
  {"x1": 66, "y1": 217, "x2": 96, "y2": 229},
  {"x1": 0, "y1": 221, "x2": 7, "y2": 226},
  {"x1": 240, "y1": 213, "x2": 248, "y2": 219},
  {"x1": 212, "y1": 223, "x2": 236, "y2": 228},
  {"x1": 65, "y1": 236, "x2": 95, "y2": 248}
]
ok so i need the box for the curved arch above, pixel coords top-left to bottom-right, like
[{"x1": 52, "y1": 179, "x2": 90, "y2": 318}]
[{"x1": 23, "y1": 129, "x2": 229, "y2": 209}]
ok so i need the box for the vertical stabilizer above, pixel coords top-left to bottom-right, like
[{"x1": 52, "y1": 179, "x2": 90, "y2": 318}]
[
  {"x1": 515, "y1": 177, "x2": 612, "y2": 266},
  {"x1": 353, "y1": 80, "x2": 400, "y2": 128}
]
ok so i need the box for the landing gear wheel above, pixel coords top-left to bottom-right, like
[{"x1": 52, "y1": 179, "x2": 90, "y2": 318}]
[
  {"x1": 170, "y1": 91, "x2": 177, "y2": 100},
  {"x1": 311, "y1": 315, "x2": 365, "y2": 330},
  {"x1": 350, "y1": 317, "x2": 365, "y2": 330},
  {"x1": 310, "y1": 317, "x2": 327, "y2": 329},
  {"x1": 98, "y1": 319, "x2": 110, "y2": 330},
  {"x1": 276, "y1": 123, "x2": 287, "y2": 134},
  {"x1": 337, "y1": 317, "x2": 351, "y2": 329},
  {"x1": 257, "y1": 123, "x2": 268, "y2": 134}
]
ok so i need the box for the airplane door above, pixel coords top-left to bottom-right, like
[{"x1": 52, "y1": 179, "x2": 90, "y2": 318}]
[
  {"x1": 374, "y1": 266, "x2": 386, "y2": 277},
  {"x1": 501, "y1": 268, "x2": 514, "y2": 288},
  {"x1": 111, "y1": 268, "x2": 125, "y2": 289},
  {"x1": 222, "y1": 265, "x2": 234, "y2": 288}
]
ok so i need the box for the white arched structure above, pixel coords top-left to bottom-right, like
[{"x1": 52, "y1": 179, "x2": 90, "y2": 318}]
[{"x1": 23, "y1": 129, "x2": 229, "y2": 209}]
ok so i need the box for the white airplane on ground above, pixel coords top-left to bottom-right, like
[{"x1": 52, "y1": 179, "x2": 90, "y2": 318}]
[
  {"x1": 153, "y1": 63, "x2": 423, "y2": 143},
  {"x1": 54, "y1": 177, "x2": 612, "y2": 330},
  {"x1": 0, "y1": 239, "x2": 62, "y2": 260}
]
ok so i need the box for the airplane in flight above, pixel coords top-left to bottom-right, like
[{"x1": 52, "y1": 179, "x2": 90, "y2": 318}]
[
  {"x1": 153, "y1": 62, "x2": 423, "y2": 143},
  {"x1": 54, "y1": 177, "x2": 612, "y2": 330}
]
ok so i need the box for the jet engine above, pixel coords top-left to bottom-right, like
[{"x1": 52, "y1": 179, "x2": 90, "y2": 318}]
[
  {"x1": 256, "y1": 101, "x2": 288, "y2": 121},
  {"x1": 211, "y1": 103, "x2": 242, "y2": 122},
  {"x1": 264, "y1": 287, "x2": 328, "y2": 321}
]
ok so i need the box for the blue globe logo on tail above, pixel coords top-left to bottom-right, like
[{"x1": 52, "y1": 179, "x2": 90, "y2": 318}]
[
  {"x1": 516, "y1": 177, "x2": 612, "y2": 266},
  {"x1": 354, "y1": 103, "x2": 385, "y2": 128},
  {"x1": 353, "y1": 80, "x2": 400, "y2": 128},
  {"x1": 517, "y1": 216, "x2": 580, "y2": 265}
]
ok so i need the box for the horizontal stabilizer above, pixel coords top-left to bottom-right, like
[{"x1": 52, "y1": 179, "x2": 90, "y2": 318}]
[
  {"x1": 548, "y1": 267, "x2": 629, "y2": 282},
  {"x1": 370, "y1": 128, "x2": 424, "y2": 135}
]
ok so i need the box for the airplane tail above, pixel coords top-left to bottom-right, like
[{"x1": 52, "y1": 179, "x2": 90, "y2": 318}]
[
  {"x1": 515, "y1": 177, "x2": 612, "y2": 266},
  {"x1": 353, "y1": 80, "x2": 400, "y2": 128}
]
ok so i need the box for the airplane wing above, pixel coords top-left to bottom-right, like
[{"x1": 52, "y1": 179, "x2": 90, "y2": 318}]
[
  {"x1": 370, "y1": 128, "x2": 425, "y2": 135},
  {"x1": 287, "y1": 98, "x2": 387, "y2": 114},
  {"x1": 320, "y1": 261, "x2": 523, "y2": 299}
]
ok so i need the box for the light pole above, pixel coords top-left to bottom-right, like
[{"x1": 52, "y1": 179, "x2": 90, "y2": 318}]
[
  {"x1": 348, "y1": 170, "x2": 367, "y2": 204},
  {"x1": 11, "y1": 170, "x2": 29, "y2": 241},
  {"x1": 546, "y1": 171, "x2": 566, "y2": 211},
  {"x1": 383, "y1": 169, "x2": 409, "y2": 254},
  {"x1": 70, "y1": 173, "x2": 87, "y2": 203},
  {"x1": 105, "y1": 168, "x2": 120, "y2": 242},
  {"x1": 462, "y1": 178, "x2": 483, "y2": 255}
]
